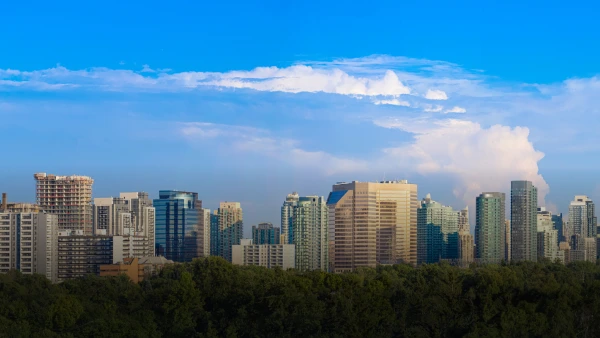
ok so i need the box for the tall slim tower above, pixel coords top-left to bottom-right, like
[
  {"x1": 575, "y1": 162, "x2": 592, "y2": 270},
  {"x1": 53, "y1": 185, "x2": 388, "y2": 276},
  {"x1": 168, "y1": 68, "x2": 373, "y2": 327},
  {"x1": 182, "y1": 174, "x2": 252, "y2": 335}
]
[
  {"x1": 457, "y1": 206, "x2": 474, "y2": 266},
  {"x1": 327, "y1": 180, "x2": 418, "y2": 272},
  {"x1": 217, "y1": 202, "x2": 243, "y2": 262},
  {"x1": 34, "y1": 173, "x2": 94, "y2": 235},
  {"x1": 281, "y1": 192, "x2": 299, "y2": 244},
  {"x1": 511, "y1": 181, "x2": 538, "y2": 262},
  {"x1": 292, "y1": 196, "x2": 328, "y2": 271},
  {"x1": 475, "y1": 192, "x2": 506, "y2": 264}
]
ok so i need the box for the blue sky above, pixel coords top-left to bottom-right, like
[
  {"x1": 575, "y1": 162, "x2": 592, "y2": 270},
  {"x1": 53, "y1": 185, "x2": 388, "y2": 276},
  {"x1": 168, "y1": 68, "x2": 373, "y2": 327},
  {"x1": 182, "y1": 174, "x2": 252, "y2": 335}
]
[{"x1": 1, "y1": 0, "x2": 600, "y2": 234}]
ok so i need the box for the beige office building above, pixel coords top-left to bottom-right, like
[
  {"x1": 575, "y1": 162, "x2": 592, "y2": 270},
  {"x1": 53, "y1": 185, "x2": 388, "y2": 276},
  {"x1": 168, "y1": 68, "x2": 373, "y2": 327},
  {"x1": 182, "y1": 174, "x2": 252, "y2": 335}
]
[
  {"x1": 34, "y1": 173, "x2": 94, "y2": 235},
  {"x1": 326, "y1": 180, "x2": 418, "y2": 272},
  {"x1": 217, "y1": 202, "x2": 243, "y2": 262}
]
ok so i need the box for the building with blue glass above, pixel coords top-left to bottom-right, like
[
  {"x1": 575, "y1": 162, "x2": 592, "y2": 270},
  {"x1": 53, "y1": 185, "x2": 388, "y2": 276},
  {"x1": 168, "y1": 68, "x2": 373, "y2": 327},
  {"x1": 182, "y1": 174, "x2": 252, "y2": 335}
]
[
  {"x1": 154, "y1": 190, "x2": 202, "y2": 262},
  {"x1": 252, "y1": 223, "x2": 280, "y2": 245}
]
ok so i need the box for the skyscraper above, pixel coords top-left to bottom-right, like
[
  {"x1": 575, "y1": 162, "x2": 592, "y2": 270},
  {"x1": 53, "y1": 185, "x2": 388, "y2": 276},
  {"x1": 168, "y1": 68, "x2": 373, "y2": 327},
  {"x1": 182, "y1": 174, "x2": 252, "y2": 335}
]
[
  {"x1": 511, "y1": 181, "x2": 538, "y2": 262},
  {"x1": 291, "y1": 196, "x2": 328, "y2": 271},
  {"x1": 327, "y1": 180, "x2": 418, "y2": 272},
  {"x1": 552, "y1": 213, "x2": 565, "y2": 242},
  {"x1": 537, "y1": 207, "x2": 561, "y2": 262},
  {"x1": 475, "y1": 192, "x2": 506, "y2": 264},
  {"x1": 457, "y1": 206, "x2": 474, "y2": 266},
  {"x1": 569, "y1": 196, "x2": 596, "y2": 238},
  {"x1": 217, "y1": 202, "x2": 243, "y2": 262},
  {"x1": 34, "y1": 173, "x2": 94, "y2": 234},
  {"x1": 252, "y1": 222, "x2": 280, "y2": 245},
  {"x1": 281, "y1": 192, "x2": 299, "y2": 244},
  {"x1": 417, "y1": 194, "x2": 460, "y2": 265},
  {"x1": 568, "y1": 196, "x2": 597, "y2": 261},
  {"x1": 153, "y1": 190, "x2": 201, "y2": 262}
]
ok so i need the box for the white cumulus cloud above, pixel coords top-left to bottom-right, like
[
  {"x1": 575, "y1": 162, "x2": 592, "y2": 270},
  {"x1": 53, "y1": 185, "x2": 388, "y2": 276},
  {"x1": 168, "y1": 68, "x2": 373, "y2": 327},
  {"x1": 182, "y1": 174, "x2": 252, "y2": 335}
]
[
  {"x1": 376, "y1": 117, "x2": 549, "y2": 206},
  {"x1": 425, "y1": 89, "x2": 449, "y2": 100},
  {"x1": 444, "y1": 106, "x2": 466, "y2": 114}
]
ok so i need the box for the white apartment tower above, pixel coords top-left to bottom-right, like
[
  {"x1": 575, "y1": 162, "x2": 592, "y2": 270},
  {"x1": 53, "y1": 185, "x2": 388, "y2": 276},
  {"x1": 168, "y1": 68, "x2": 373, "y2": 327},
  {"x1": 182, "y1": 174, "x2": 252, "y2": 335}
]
[
  {"x1": 34, "y1": 173, "x2": 94, "y2": 235},
  {"x1": 291, "y1": 195, "x2": 328, "y2": 272},
  {"x1": 0, "y1": 211, "x2": 59, "y2": 283}
]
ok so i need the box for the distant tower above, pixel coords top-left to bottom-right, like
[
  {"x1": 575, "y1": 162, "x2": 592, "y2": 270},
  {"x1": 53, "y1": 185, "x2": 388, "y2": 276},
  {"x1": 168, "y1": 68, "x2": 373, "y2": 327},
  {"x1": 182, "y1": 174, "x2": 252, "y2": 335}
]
[
  {"x1": 476, "y1": 192, "x2": 506, "y2": 264},
  {"x1": 281, "y1": 192, "x2": 299, "y2": 244},
  {"x1": 511, "y1": 181, "x2": 538, "y2": 262},
  {"x1": 217, "y1": 202, "x2": 243, "y2": 262},
  {"x1": 417, "y1": 194, "x2": 460, "y2": 265}
]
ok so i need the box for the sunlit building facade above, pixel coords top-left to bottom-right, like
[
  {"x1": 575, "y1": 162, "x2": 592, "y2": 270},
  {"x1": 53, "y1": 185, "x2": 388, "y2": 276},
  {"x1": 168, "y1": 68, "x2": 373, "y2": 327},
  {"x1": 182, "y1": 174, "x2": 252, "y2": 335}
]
[
  {"x1": 327, "y1": 180, "x2": 418, "y2": 272},
  {"x1": 292, "y1": 196, "x2": 328, "y2": 271}
]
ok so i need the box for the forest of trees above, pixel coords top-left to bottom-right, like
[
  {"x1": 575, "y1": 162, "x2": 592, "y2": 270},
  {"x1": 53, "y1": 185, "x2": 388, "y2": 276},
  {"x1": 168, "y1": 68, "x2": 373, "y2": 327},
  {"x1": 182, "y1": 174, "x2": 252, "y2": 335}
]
[{"x1": 2, "y1": 258, "x2": 600, "y2": 337}]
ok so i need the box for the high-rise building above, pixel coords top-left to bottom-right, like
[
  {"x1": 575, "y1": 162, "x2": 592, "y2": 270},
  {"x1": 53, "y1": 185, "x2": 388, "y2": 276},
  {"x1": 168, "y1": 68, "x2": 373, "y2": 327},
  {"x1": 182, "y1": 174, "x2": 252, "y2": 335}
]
[
  {"x1": 569, "y1": 196, "x2": 596, "y2": 238},
  {"x1": 34, "y1": 173, "x2": 94, "y2": 234},
  {"x1": 57, "y1": 231, "x2": 123, "y2": 281},
  {"x1": 327, "y1": 180, "x2": 418, "y2": 272},
  {"x1": 552, "y1": 213, "x2": 565, "y2": 242},
  {"x1": 0, "y1": 211, "x2": 58, "y2": 283},
  {"x1": 232, "y1": 239, "x2": 295, "y2": 269},
  {"x1": 94, "y1": 192, "x2": 156, "y2": 256},
  {"x1": 417, "y1": 194, "x2": 460, "y2": 265},
  {"x1": 252, "y1": 223, "x2": 280, "y2": 245},
  {"x1": 511, "y1": 181, "x2": 538, "y2": 262},
  {"x1": 119, "y1": 192, "x2": 156, "y2": 248},
  {"x1": 475, "y1": 192, "x2": 506, "y2": 264},
  {"x1": 198, "y1": 208, "x2": 211, "y2": 257},
  {"x1": 153, "y1": 190, "x2": 201, "y2": 262},
  {"x1": 281, "y1": 192, "x2": 299, "y2": 244},
  {"x1": 210, "y1": 212, "x2": 220, "y2": 256},
  {"x1": 505, "y1": 220, "x2": 511, "y2": 262},
  {"x1": 93, "y1": 197, "x2": 132, "y2": 235},
  {"x1": 217, "y1": 202, "x2": 243, "y2": 262},
  {"x1": 457, "y1": 206, "x2": 474, "y2": 267},
  {"x1": 291, "y1": 196, "x2": 328, "y2": 271},
  {"x1": 536, "y1": 207, "x2": 561, "y2": 262}
]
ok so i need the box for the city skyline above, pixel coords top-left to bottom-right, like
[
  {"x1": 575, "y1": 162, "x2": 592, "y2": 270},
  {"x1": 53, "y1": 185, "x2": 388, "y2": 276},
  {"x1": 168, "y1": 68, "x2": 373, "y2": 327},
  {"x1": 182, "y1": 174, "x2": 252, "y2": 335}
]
[{"x1": 1, "y1": 172, "x2": 598, "y2": 238}]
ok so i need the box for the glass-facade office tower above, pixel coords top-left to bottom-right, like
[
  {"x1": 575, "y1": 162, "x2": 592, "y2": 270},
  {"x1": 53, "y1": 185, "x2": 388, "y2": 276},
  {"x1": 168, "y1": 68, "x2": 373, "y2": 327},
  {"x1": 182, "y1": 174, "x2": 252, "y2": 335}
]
[
  {"x1": 552, "y1": 213, "x2": 564, "y2": 243},
  {"x1": 281, "y1": 192, "x2": 299, "y2": 244},
  {"x1": 252, "y1": 223, "x2": 280, "y2": 245},
  {"x1": 217, "y1": 202, "x2": 243, "y2": 262},
  {"x1": 475, "y1": 192, "x2": 506, "y2": 264},
  {"x1": 210, "y1": 212, "x2": 220, "y2": 256},
  {"x1": 417, "y1": 194, "x2": 460, "y2": 265},
  {"x1": 153, "y1": 190, "x2": 201, "y2": 262},
  {"x1": 511, "y1": 181, "x2": 538, "y2": 262},
  {"x1": 291, "y1": 196, "x2": 328, "y2": 271},
  {"x1": 327, "y1": 180, "x2": 418, "y2": 272}
]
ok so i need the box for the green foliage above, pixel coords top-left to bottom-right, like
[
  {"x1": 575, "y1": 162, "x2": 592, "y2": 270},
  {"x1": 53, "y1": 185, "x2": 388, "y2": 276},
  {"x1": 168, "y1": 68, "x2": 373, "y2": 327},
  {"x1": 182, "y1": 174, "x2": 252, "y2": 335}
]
[{"x1": 3, "y1": 258, "x2": 600, "y2": 337}]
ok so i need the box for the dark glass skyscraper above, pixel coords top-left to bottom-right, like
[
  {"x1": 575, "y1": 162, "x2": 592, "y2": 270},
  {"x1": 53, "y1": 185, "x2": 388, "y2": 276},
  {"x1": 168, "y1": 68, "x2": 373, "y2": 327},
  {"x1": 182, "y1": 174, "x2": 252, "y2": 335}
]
[{"x1": 154, "y1": 190, "x2": 201, "y2": 262}]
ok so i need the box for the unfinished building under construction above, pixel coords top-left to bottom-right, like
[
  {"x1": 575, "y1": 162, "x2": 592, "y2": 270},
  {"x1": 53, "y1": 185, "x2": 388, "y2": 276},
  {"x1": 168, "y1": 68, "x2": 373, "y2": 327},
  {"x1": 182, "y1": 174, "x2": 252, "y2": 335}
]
[{"x1": 34, "y1": 173, "x2": 94, "y2": 235}]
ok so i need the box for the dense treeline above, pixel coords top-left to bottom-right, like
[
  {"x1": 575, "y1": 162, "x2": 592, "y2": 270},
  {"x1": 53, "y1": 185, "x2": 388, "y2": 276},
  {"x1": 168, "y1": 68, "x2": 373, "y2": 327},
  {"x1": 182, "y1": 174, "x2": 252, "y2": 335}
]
[{"x1": 2, "y1": 258, "x2": 600, "y2": 337}]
